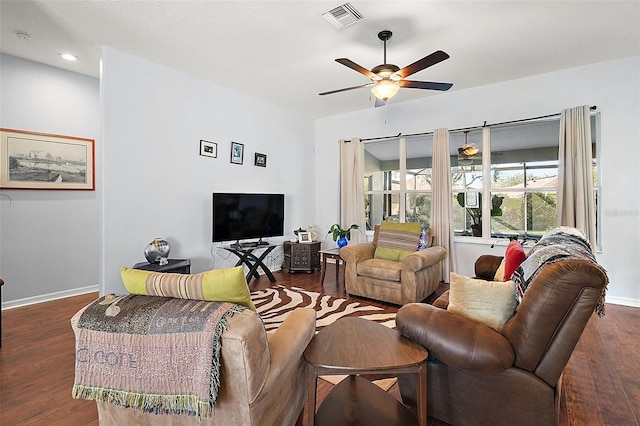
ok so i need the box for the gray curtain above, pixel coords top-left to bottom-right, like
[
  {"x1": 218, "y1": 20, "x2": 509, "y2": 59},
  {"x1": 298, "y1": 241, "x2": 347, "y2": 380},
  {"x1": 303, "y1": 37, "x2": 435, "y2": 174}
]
[
  {"x1": 339, "y1": 138, "x2": 366, "y2": 244},
  {"x1": 556, "y1": 105, "x2": 597, "y2": 249},
  {"x1": 431, "y1": 128, "x2": 456, "y2": 282}
]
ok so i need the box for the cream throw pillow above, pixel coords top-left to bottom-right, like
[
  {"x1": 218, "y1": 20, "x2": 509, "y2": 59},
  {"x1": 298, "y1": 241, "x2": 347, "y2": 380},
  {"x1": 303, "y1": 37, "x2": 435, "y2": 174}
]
[
  {"x1": 494, "y1": 258, "x2": 506, "y2": 281},
  {"x1": 447, "y1": 272, "x2": 517, "y2": 332}
]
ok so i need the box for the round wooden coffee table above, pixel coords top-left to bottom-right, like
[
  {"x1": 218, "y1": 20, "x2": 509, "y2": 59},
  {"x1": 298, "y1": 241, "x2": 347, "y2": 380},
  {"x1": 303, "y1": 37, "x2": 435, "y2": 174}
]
[{"x1": 304, "y1": 317, "x2": 428, "y2": 426}]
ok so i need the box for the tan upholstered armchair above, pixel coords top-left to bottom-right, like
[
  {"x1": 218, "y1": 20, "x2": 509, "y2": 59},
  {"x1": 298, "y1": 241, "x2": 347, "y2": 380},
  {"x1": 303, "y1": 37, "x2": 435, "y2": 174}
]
[
  {"x1": 91, "y1": 307, "x2": 316, "y2": 425},
  {"x1": 339, "y1": 225, "x2": 446, "y2": 305}
]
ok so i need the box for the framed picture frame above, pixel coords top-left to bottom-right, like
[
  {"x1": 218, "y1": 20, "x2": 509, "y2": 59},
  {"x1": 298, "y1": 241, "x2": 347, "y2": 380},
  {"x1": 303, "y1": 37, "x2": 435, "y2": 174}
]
[
  {"x1": 254, "y1": 152, "x2": 267, "y2": 167},
  {"x1": 298, "y1": 231, "x2": 312, "y2": 243},
  {"x1": 230, "y1": 141, "x2": 244, "y2": 165},
  {"x1": 0, "y1": 128, "x2": 95, "y2": 190},
  {"x1": 199, "y1": 140, "x2": 217, "y2": 158}
]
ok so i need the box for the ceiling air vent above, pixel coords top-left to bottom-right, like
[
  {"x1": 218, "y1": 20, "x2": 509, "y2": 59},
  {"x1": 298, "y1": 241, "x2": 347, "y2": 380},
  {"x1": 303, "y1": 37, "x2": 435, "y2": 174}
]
[{"x1": 322, "y1": 3, "x2": 365, "y2": 30}]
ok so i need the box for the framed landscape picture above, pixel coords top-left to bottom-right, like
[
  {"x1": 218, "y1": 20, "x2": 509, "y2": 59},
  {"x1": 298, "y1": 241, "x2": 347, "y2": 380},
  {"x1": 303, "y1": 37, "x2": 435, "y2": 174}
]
[{"x1": 0, "y1": 128, "x2": 95, "y2": 190}]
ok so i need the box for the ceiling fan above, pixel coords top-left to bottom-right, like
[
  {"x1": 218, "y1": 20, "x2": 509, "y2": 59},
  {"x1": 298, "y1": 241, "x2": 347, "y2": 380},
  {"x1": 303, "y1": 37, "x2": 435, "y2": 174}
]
[{"x1": 319, "y1": 30, "x2": 453, "y2": 104}]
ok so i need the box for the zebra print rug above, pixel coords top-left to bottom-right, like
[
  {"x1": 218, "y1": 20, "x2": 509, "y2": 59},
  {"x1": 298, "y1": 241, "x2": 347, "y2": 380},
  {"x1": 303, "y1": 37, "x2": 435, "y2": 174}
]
[
  {"x1": 251, "y1": 285, "x2": 398, "y2": 390},
  {"x1": 251, "y1": 285, "x2": 396, "y2": 334}
]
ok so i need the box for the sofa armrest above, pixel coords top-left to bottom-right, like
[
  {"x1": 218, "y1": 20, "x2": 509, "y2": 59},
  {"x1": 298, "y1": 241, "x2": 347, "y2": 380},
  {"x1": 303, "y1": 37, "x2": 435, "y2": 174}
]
[
  {"x1": 475, "y1": 254, "x2": 504, "y2": 280},
  {"x1": 396, "y1": 303, "x2": 514, "y2": 372},
  {"x1": 432, "y1": 290, "x2": 449, "y2": 309},
  {"x1": 402, "y1": 246, "x2": 447, "y2": 273},
  {"x1": 339, "y1": 242, "x2": 376, "y2": 264},
  {"x1": 262, "y1": 308, "x2": 316, "y2": 391}
]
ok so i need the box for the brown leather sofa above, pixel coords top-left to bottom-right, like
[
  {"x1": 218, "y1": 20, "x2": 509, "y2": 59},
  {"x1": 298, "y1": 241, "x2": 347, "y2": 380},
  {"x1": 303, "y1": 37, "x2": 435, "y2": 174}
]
[
  {"x1": 339, "y1": 226, "x2": 446, "y2": 305},
  {"x1": 82, "y1": 307, "x2": 316, "y2": 426},
  {"x1": 395, "y1": 234, "x2": 608, "y2": 426}
]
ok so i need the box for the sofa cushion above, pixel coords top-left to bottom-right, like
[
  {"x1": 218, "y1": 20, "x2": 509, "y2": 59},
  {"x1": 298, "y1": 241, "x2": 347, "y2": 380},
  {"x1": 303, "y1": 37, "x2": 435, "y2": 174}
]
[
  {"x1": 357, "y1": 258, "x2": 402, "y2": 281},
  {"x1": 494, "y1": 258, "x2": 506, "y2": 281},
  {"x1": 374, "y1": 222, "x2": 423, "y2": 261},
  {"x1": 504, "y1": 240, "x2": 526, "y2": 281},
  {"x1": 447, "y1": 272, "x2": 517, "y2": 332},
  {"x1": 121, "y1": 266, "x2": 256, "y2": 311}
]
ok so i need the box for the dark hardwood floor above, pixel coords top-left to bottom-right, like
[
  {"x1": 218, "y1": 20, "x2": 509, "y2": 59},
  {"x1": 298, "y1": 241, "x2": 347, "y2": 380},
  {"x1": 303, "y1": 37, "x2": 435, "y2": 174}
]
[{"x1": 1, "y1": 266, "x2": 638, "y2": 425}]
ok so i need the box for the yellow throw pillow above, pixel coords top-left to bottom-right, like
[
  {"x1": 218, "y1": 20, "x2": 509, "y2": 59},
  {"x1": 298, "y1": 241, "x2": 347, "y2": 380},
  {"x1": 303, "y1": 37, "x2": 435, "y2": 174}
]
[
  {"x1": 447, "y1": 272, "x2": 516, "y2": 332},
  {"x1": 374, "y1": 222, "x2": 423, "y2": 261},
  {"x1": 121, "y1": 266, "x2": 256, "y2": 311}
]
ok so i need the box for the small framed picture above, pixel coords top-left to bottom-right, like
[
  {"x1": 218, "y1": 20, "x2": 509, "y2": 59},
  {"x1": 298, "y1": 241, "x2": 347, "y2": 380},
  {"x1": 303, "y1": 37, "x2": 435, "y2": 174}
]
[
  {"x1": 298, "y1": 231, "x2": 312, "y2": 243},
  {"x1": 199, "y1": 140, "x2": 217, "y2": 158},
  {"x1": 255, "y1": 152, "x2": 267, "y2": 167},
  {"x1": 230, "y1": 141, "x2": 244, "y2": 165},
  {"x1": 465, "y1": 191, "x2": 479, "y2": 208}
]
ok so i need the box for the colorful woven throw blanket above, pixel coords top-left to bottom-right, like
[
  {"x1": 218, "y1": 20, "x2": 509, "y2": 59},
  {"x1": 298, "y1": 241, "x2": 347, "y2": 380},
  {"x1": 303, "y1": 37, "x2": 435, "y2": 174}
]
[
  {"x1": 511, "y1": 227, "x2": 608, "y2": 318},
  {"x1": 71, "y1": 294, "x2": 244, "y2": 418}
]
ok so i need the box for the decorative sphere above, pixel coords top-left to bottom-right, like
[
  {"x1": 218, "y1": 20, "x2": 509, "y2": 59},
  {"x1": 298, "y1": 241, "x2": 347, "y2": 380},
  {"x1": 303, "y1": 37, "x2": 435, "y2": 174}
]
[{"x1": 144, "y1": 238, "x2": 170, "y2": 264}]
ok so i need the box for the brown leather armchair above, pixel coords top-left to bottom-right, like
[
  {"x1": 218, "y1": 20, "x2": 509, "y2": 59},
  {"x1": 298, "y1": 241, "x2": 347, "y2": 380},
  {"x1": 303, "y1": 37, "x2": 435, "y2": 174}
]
[
  {"x1": 339, "y1": 226, "x2": 446, "y2": 305},
  {"x1": 396, "y1": 242, "x2": 607, "y2": 425}
]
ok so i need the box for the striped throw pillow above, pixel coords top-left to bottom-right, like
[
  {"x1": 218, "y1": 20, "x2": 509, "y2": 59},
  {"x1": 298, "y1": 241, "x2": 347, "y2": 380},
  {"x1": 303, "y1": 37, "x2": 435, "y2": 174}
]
[
  {"x1": 374, "y1": 222, "x2": 423, "y2": 261},
  {"x1": 121, "y1": 266, "x2": 256, "y2": 311}
]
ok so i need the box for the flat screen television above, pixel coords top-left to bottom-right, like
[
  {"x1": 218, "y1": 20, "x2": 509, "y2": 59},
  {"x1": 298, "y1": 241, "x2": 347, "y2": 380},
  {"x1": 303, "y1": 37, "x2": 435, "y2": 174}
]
[{"x1": 212, "y1": 192, "x2": 285, "y2": 244}]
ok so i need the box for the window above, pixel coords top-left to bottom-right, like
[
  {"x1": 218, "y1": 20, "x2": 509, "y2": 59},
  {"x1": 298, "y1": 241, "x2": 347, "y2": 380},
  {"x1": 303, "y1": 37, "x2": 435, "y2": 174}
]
[
  {"x1": 452, "y1": 129, "x2": 484, "y2": 236},
  {"x1": 362, "y1": 113, "x2": 600, "y2": 244},
  {"x1": 490, "y1": 161, "x2": 558, "y2": 236},
  {"x1": 364, "y1": 136, "x2": 432, "y2": 230}
]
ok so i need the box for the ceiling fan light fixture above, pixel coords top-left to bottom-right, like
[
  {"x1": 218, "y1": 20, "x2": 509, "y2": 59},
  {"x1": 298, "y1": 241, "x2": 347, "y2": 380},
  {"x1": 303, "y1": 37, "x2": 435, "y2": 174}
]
[
  {"x1": 459, "y1": 144, "x2": 479, "y2": 157},
  {"x1": 371, "y1": 79, "x2": 400, "y2": 101}
]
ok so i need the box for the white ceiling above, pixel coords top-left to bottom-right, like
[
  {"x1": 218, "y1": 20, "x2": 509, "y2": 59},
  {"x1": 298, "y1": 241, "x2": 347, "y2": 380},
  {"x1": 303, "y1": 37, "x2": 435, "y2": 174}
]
[{"x1": 1, "y1": 1, "x2": 639, "y2": 120}]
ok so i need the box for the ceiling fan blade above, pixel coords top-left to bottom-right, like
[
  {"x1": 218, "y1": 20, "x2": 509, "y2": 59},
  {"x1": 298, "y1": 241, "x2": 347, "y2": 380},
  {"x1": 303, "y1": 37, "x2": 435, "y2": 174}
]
[
  {"x1": 335, "y1": 58, "x2": 377, "y2": 79},
  {"x1": 319, "y1": 83, "x2": 374, "y2": 96},
  {"x1": 374, "y1": 97, "x2": 386, "y2": 107},
  {"x1": 399, "y1": 80, "x2": 453, "y2": 91},
  {"x1": 394, "y1": 50, "x2": 450, "y2": 79}
]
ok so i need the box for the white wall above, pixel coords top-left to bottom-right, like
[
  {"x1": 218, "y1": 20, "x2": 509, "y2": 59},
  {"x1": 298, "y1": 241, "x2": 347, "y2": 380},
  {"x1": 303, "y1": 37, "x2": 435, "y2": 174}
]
[
  {"x1": 3, "y1": 51, "x2": 638, "y2": 307},
  {"x1": 101, "y1": 47, "x2": 315, "y2": 295},
  {"x1": 0, "y1": 54, "x2": 100, "y2": 306},
  {"x1": 315, "y1": 56, "x2": 640, "y2": 306}
]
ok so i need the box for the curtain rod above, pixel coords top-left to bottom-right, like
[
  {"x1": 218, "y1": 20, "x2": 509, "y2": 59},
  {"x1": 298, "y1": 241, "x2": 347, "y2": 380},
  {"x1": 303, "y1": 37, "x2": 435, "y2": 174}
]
[{"x1": 346, "y1": 105, "x2": 597, "y2": 143}]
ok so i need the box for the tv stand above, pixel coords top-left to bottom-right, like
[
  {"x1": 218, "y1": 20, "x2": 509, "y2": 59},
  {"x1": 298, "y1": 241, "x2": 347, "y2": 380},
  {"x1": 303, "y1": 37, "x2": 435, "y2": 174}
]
[
  {"x1": 256, "y1": 238, "x2": 269, "y2": 246},
  {"x1": 223, "y1": 244, "x2": 278, "y2": 283}
]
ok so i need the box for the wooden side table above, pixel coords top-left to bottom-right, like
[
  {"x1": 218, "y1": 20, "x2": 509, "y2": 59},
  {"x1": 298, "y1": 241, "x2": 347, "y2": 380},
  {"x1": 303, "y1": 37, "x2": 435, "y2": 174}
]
[
  {"x1": 304, "y1": 317, "x2": 428, "y2": 426},
  {"x1": 319, "y1": 248, "x2": 345, "y2": 285},
  {"x1": 282, "y1": 241, "x2": 321, "y2": 273}
]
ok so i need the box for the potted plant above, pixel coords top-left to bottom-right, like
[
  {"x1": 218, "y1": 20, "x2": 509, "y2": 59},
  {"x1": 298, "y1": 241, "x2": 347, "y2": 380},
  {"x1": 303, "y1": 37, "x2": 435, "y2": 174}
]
[
  {"x1": 328, "y1": 223, "x2": 359, "y2": 248},
  {"x1": 456, "y1": 193, "x2": 503, "y2": 237}
]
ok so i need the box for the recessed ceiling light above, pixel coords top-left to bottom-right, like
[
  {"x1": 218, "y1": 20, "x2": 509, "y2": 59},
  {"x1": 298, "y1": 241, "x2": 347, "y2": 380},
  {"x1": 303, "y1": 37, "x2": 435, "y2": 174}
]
[{"x1": 59, "y1": 52, "x2": 78, "y2": 62}]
